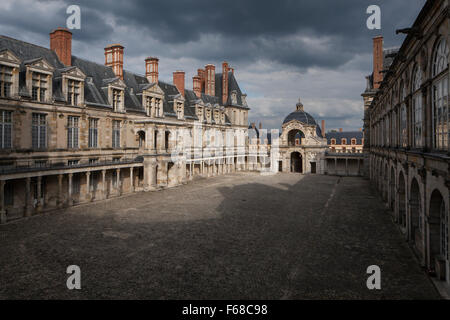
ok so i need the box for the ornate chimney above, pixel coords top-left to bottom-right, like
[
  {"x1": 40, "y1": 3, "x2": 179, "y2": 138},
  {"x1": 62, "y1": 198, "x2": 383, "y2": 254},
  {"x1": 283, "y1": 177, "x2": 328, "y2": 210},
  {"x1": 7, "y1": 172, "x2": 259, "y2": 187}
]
[
  {"x1": 145, "y1": 57, "x2": 159, "y2": 83},
  {"x1": 205, "y1": 64, "x2": 215, "y2": 96},
  {"x1": 105, "y1": 44, "x2": 124, "y2": 80},
  {"x1": 193, "y1": 75, "x2": 201, "y2": 98},
  {"x1": 373, "y1": 36, "x2": 383, "y2": 89},
  {"x1": 222, "y1": 61, "x2": 229, "y2": 104}
]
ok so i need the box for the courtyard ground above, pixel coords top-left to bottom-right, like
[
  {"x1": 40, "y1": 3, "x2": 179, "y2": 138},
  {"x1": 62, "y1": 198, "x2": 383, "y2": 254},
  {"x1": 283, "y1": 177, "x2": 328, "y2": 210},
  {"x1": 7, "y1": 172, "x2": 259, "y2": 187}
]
[{"x1": 0, "y1": 173, "x2": 440, "y2": 299}]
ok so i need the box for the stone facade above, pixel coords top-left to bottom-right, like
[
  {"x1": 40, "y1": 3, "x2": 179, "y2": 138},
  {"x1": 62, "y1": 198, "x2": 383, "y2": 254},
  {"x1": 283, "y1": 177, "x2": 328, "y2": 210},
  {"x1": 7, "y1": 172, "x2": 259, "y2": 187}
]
[
  {"x1": 363, "y1": 0, "x2": 450, "y2": 287},
  {"x1": 0, "y1": 28, "x2": 250, "y2": 223}
]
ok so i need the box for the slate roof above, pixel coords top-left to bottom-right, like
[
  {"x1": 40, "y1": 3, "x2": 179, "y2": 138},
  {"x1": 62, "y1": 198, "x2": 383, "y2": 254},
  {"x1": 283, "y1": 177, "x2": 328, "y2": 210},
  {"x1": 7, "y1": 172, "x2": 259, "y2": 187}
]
[
  {"x1": 282, "y1": 109, "x2": 323, "y2": 138},
  {"x1": 0, "y1": 34, "x2": 249, "y2": 124},
  {"x1": 325, "y1": 131, "x2": 363, "y2": 145}
]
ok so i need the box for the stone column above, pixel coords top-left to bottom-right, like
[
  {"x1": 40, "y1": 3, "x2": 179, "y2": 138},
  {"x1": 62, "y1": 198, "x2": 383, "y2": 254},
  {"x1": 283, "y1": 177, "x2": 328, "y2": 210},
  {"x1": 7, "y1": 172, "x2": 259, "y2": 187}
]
[
  {"x1": 25, "y1": 177, "x2": 32, "y2": 217},
  {"x1": 0, "y1": 180, "x2": 6, "y2": 224},
  {"x1": 102, "y1": 170, "x2": 107, "y2": 199},
  {"x1": 68, "y1": 173, "x2": 73, "y2": 206},
  {"x1": 85, "y1": 171, "x2": 91, "y2": 202},
  {"x1": 57, "y1": 174, "x2": 63, "y2": 208},
  {"x1": 130, "y1": 167, "x2": 134, "y2": 193},
  {"x1": 36, "y1": 176, "x2": 42, "y2": 213},
  {"x1": 116, "y1": 168, "x2": 121, "y2": 195}
]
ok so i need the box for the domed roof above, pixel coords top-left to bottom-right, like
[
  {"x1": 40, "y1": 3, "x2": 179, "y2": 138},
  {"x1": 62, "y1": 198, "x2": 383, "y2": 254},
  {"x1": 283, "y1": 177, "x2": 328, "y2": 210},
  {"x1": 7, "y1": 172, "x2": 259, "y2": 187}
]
[
  {"x1": 282, "y1": 110, "x2": 317, "y2": 126},
  {"x1": 282, "y1": 98, "x2": 323, "y2": 137}
]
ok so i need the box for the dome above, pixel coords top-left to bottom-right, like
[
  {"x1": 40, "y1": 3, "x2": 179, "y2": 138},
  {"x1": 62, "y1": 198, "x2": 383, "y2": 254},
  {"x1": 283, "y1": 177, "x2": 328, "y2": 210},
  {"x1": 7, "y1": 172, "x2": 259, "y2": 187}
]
[{"x1": 282, "y1": 99, "x2": 323, "y2": 137}]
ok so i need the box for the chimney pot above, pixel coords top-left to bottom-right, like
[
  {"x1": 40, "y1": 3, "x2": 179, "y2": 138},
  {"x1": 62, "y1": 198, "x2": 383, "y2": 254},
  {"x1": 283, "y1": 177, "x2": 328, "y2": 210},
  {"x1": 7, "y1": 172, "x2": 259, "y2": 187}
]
[
  {"x1": 339, "y1": 128, "x2": 343, "y2": 132},
  {"x1": 373, "y1": 36, "x2": 383, "y2": 89},
  {"x1": 50, "y1": 27, "x2": 72, "y2": 66},
  {"x1": 145, "y1": 57, "x2": 159, "y2": 83},
  {"x1": 222, "y1": 61, "x2": 229, "y2": 105},
  {"x1": 205, "y1": 64, "x2": 215, "y2": 96},
  {"x1": 173, "y1": 71, "x2": 185, "y2": 97},
  {"x1": 105, "y1": 44, "x2": 124, "y2": 80}
]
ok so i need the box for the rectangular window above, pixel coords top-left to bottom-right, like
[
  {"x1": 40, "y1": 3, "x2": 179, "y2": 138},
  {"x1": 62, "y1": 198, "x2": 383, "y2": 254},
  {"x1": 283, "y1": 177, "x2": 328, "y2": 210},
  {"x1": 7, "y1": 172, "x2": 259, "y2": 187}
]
[
  {"x1": 88, "y1": 118, "x2": 98, "y2": 148},
  {"x1": 400, "y1": 104, "x2": 407, "y2": 147},
  {"x1": 32, "y1": 113, "x2": 47, "y2": 149},
  {"x1": 0, "y1": 65, "x2": 13, "y2": 98},
  {"x1": 89, "y1": 158, "x2": 98, "y2": 164},
  {"x1": 433, "y1": 76, "x2": 448, "y2": 150},
  {"x1": 68, "y1": 80, "x2": 80, "y2": 106},
  {"x1": 0, "y1": 110, "x2": 12, "y2": 149},
  {"x1": 31, "y1": 73, "x2": 47, "y2": 102},
  {"x1": 112, "y1": 89, "x2": 122, "y2": 111},
  {"x1": 413, "y1": 92, "x2": 423, "y2": 148},
  {"x1": 68, "y1": 160, "x2": 79, "y2": 166},
  {"x1": 67, "y1": 116, "x2": 79, "y2": 149},
  {"x1": 112, "y1": 120, "x2": 120, "y2": 148}
]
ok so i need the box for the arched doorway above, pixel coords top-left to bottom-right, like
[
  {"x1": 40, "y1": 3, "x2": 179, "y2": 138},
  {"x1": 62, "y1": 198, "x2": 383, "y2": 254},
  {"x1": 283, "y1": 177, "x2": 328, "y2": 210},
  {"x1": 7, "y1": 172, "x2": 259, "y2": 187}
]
[
  {"x1": 290, "y1": 152, "x2": 302, "y2": 173},
  {"x1": 428, "y1": 190, "x2": 448, "y2": 280},
  {"x1": 390, "y1": 167, "x2": 395, "y2": 211},
  {"x1": 137, "y1": 130, "x2": 145, "y2": 148},
  {"x1": 288, "y1": 129, "x2": 305, "y2": 146},
  {"x1": 398, "y1": 171, "x2": 406, "y2": 229},
  {"x1": 410, "y1": 178, "x2": 421, "y2": 246}
]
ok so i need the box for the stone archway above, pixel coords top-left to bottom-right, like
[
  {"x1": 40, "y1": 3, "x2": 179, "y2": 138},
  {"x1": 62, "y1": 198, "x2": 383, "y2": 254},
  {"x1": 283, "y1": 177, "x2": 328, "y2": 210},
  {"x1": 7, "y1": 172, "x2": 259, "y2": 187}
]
[
  {"x1": 428, "y1": 190, "x2": 448, "y2": 281},
  {"x1": 287, "y1": 129, "x2": 305, "y2": 146},
  {"x1": 398, "y1": 171, "x2": 406, "y2": 229},
  {"x1": 290, "y1": 152, "x2": 302, "y2": 173},
  {"x1": 410, "y1": 178, "x2": 421, "y2": 246}
]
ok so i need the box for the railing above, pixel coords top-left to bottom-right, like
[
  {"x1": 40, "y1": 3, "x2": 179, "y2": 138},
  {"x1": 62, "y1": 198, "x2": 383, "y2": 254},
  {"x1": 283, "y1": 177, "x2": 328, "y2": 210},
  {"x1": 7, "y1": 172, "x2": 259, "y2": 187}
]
[{"x1": 0, "y1": 156, "x2": 144, "y2": 175}]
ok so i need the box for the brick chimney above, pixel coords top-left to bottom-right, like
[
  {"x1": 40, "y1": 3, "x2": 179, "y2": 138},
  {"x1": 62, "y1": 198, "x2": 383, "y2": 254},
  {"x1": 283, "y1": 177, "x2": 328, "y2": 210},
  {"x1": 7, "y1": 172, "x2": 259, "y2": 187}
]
[
  {"x1": 205, "y1": 64, "x2": 215, "y2": 96},
  {"x1": 222, "y1": 61, "x2": 229, "y2": 104},
  {"x1": 321, "y1": 120, "x2": 326, "y2": 136},
  {"x1": 145, "y1": 57, "x2": 159, "y2": 83},
  {"x1": 197, "y1": 69, "x2": 205, "y2": 93},
  {"x1": 105, "y1": 44, "x2": 124, "y2": 80},
  {"x1": 193, "y1": 75, "x2": 201, "y2": 98},
  {"x1": 173, "y1": 71, "x2": 185, "y2": 97},
  {"x1": 50, "y1": 27, "x2": 72, "y2": 66},
  {"x1": 339, "y1": 128, "x2": 343, "y2": 132},
  {"x1": 373, "y1": 36, "x2": 383, "y2": 89},
  {"x1": 259, "y1": 122, "x2": 262, "y2": 129}
]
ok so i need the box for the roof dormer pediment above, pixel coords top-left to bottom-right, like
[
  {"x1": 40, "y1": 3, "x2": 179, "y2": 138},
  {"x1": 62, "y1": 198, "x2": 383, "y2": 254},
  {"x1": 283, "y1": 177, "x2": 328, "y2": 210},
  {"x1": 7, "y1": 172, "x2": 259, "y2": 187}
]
[
  {"x1": 103, "y1": 77, "x2": 126, "y2": 89},
  {"x1": 0, "y1": 48, "x2": 21, "y2": 67},
  {"x1": 60, "y1": 66, "x2": 86, "y2": 80},
  {"x1": 24, "y1": 57, "x2": 55, "y2": 74},
  {"x1": 142, "y1": 82, "x2": 164, "y2": 96}
]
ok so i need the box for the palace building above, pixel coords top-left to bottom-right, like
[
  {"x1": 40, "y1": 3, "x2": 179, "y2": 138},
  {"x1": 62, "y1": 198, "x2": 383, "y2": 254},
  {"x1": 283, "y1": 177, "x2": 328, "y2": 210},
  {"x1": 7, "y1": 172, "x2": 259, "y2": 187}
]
[
  {"x1": 362, "y1": 0, "x2": 449, "y2": 286},
  {"x1": 0, "y1": 27, "x2": 250, "y2": 223}
]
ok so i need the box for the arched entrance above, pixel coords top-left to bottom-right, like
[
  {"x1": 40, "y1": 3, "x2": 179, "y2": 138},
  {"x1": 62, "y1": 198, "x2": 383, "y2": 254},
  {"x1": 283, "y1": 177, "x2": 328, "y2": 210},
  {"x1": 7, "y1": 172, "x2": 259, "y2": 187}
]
[
  {"x1": 290, "y1": 152, "x2": 302, "y2": 173},
  {"x1": 410, "y1": 178, "x2": 421, "y2": 246},
  {"x1": 390, "y1": 167, "x2": 395, "y2": 211},
  {"x1": 428, "y1": 190, "x2": 448, "y2": 280},
  {"x1": 398, "y1": 171, "x2": 406, "y2": 229},
  {"x1": 288, "y1": 129, "x2": 305, "y2": 146}
]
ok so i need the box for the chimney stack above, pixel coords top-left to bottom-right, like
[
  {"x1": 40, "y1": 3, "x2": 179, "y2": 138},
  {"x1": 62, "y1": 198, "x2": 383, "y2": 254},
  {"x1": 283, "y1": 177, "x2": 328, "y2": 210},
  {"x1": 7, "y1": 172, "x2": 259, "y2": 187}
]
[
  {"x1": 50, "y1": 27, "x2": 72, "y2": 66},
  {"x1": 205, "y1": 64, "x2": 215, "y2": 96},
  {"x1": 222, "y1": 61, "x2": 229, "y2": 104},
  {"x1": 173, "y1": 71, "x2": 185, "y2": 97},
  {"x1": 373, "y1": 36, "x2": 383, "y2": 89},
  {"x1": 339, "y1": 128, "x2": 343, "y2": 132},
  {"x1": 197, "y1": 69, "x2": 205, "y2": 93},
  {"x1": 145, "y1": 57, "x2": 159, "y2": 83},
  {"x1": 193, "y1": 75, "x2": 201, "y2": 98},
  {"x1": 105, "y1": 44, "x2": 124, "y2": 80},
  {"x1": 321, "y1": 120, "x2": 326, "y2": 136},
  {"x1": 259, "y1": 122, "x2": 262, "y2": 129}
]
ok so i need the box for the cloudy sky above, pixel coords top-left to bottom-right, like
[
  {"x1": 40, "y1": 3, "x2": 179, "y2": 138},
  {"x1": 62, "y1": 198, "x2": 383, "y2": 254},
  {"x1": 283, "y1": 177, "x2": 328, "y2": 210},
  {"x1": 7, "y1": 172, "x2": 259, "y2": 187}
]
[{"x1": 1, "y1": 0, "x2": 426, "y2": 131}]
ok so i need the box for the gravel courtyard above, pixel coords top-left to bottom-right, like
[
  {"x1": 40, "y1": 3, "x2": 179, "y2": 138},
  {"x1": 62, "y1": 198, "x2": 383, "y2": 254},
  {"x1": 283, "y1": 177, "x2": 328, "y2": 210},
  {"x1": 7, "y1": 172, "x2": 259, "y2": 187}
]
[{"x1": 0, "y1": 173, "x2": 440, "y2": 299}]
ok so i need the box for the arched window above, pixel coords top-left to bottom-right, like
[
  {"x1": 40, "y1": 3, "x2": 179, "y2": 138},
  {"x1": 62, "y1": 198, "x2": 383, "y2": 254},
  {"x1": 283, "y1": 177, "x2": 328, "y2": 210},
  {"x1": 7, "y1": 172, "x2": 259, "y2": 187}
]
[
  {"x1": 341, "y1": 138, "x2": 347, "y2": 145},
  {"x1": 432, "y1": 38, "x2": 449, "y2": 151},
  {"x1": 412, "y1": 66, "x2": 423, "y2": 147},
  {"x1": 351, "y1": 138, "x2": 356, "y2": 145},
  {"x1": 331, "y1": 138, "x2": 336, "y2": 145},
  {"x1": 400, "y1": 81, "x2": 407, "y2": 147}
]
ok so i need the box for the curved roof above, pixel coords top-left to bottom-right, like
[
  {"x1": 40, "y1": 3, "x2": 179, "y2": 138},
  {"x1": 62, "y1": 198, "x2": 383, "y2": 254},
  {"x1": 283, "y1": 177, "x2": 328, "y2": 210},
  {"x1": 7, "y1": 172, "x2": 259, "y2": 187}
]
[{"x1": 282, "y1": 110, "x2": 323, "y2": 138}]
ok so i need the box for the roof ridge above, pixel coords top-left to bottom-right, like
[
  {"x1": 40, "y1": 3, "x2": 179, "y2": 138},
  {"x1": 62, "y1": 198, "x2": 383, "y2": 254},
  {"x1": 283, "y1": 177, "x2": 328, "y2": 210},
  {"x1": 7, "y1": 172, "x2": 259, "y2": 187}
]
[{"x1": 0, "y1": 34, "x2": 56, "y2": 53}]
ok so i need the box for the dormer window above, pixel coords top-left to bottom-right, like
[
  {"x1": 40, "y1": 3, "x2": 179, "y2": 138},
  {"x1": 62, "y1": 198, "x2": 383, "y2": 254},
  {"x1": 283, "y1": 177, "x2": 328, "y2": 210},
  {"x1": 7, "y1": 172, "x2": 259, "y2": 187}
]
[
  {"x1": 331, "y1": 139, "x2": 336, "y2": 145},
  {"x1": 175, "y1": 102, "x2": 184, "y2": 120},
  {"x1": 341, "y1": 138, "x2": 347, "y2": 145},
  {"x1": 196, "y1": 106, "x2": 203, "y2": 121},
  {"x1": 112, "y1": 89, "x2": 123, "y2": 112},
  {"x1": 351, "y1": 138, "x2": 356, "y2": 145},
  {"x1": 67, "y1": 79, "x2": 81, "y2": 106},
  {"x1": 221, "y1": 112, "x2": 225, "y2": 124},
  {"x1": 32, "y1": 72, "x2": 48, "y2": 102},
  {"x1": 145, "y1": 96, "x2": 152, "y2": 116},
  {"x1": 0, "y1": 66, "x2": 13, "y2": 98}
]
